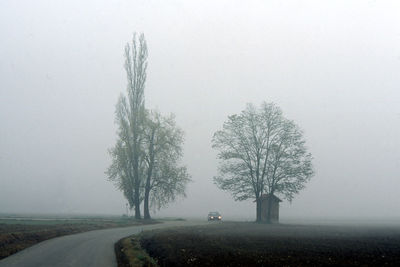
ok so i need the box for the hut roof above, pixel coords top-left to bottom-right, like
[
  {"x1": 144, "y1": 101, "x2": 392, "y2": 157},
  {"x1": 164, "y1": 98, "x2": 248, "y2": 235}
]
[{"x1": 255, "y1": 194, "x2": 282, "y2": 202}]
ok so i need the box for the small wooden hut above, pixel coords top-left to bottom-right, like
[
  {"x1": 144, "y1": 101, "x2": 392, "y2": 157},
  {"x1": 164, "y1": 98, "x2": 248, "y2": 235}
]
[{"x1": 259, "y1": 194, "x2": 282, "y2": 223}]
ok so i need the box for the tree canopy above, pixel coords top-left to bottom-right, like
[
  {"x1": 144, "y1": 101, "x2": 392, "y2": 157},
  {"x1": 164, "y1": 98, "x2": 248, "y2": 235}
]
[{"x1": 212, "y1": 102, "x2": 314, "y2": 222}]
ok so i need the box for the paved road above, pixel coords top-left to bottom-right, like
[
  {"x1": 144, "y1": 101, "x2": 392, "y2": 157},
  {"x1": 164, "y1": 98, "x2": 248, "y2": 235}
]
[{"x1": 0, "y1": 220, "x2": 204, "y2": 267}]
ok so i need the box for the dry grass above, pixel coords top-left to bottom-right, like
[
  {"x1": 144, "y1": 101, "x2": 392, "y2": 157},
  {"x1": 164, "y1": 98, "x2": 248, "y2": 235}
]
[{"x1": 115, "y1": 235, "x2": 157, "y2": 267}]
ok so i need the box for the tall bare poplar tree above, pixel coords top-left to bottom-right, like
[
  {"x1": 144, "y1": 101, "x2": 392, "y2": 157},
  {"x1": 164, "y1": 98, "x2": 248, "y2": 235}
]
[
  {"x1": 107, "y1": 33, "x2": 148, "y2": 219},
  {"x1": 212, "y1": 102, "x2": 314, "y2": 223},
  {"x1": 108, "y1": 33, "x2": 189, "y2": 219}
]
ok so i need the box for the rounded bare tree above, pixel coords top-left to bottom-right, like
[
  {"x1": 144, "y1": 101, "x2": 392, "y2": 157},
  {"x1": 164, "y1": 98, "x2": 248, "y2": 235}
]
[{"x1": 212, "y1": 102, "x2": 314, "y2": 223}]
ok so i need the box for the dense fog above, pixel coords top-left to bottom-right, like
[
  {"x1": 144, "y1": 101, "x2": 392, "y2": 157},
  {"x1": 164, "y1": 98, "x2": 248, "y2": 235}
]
[{"x1": 1, "y1": 0, "x2": 399, "y2": 221}]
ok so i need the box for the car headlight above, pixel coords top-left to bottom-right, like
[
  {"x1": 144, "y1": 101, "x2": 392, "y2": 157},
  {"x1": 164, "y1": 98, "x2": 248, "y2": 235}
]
[
  {"x1": 210, "y1": 216, "x2": 214, "y2": 219},
  {"x1": 218, "y1": 216, "x2": 222, "y2": 219}
]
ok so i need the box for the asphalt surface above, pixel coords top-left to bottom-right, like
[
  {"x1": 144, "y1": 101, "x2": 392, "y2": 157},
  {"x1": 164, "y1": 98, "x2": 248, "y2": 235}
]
[{"x1": 0, "y1": 220, "x2": 204, "y2": 267}]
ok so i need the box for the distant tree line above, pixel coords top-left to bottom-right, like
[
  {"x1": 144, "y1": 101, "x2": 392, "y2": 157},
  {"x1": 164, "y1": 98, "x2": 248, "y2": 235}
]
[{"x1": 106, "y1": 33, "x2": 190, "y2": 219}]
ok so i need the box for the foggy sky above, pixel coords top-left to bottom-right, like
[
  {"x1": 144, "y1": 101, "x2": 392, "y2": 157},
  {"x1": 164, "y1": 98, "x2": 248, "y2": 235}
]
[{"x1": 1, "y1": 0, "x2": 400, "y2": 220}]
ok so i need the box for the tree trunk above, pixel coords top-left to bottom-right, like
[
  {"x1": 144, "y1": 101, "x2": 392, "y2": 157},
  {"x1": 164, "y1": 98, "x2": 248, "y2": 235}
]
[
  {"x1": 144, "y1": 131, "x2": 155, "y2": 220},
  {"x1": 256, "y1": 198, "x2": 262, "y2": 222},
  {"x1": 134, "y1": 182, "x2": 141, "y2": 219},
  {"x1": 133, "y1": 160, "x2": 141, "y2": 219},
  {"x1": 143, "y1": 177, "x2": 151, "y2": 220}
]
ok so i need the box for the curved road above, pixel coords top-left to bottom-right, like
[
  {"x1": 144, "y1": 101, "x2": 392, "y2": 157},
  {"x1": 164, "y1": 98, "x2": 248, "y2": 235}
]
[{"x1": 0, "y1": 220, "x2": 204, "y2": 267}]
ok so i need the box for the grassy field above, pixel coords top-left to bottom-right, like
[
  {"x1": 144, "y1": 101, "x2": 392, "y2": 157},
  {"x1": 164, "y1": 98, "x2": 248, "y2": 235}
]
[
  {"x1": 137, "y1": 222, "x2": 400, "y2": 266},
  {"x1": 0, "y1": 215, "x2": 157, "y2": 260}
]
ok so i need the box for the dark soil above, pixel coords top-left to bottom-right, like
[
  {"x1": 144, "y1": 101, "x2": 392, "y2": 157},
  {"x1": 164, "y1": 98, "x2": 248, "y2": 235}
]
[{"x1": 140, "y1": 222, "x2": 400, "y2": 266}]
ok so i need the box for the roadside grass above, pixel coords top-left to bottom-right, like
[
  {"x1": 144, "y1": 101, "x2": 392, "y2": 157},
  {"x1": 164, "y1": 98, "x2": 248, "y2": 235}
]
[
  {"x1": 153, "y1": 217, "x2": 186, "y2": 222},
  {"x1": 0, "y1": 216, "x2": 159, "y2": 260},
  {"x1": 0, "y1": 214, "x2": 144, "y2": 226},
  {"x1": 115, "y1": 235, "x2": 157, "y2": 267}
]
